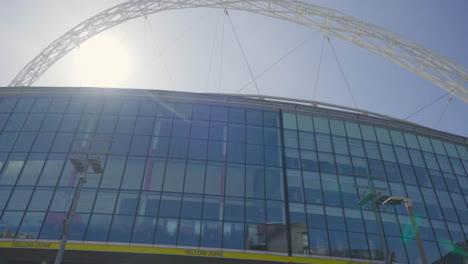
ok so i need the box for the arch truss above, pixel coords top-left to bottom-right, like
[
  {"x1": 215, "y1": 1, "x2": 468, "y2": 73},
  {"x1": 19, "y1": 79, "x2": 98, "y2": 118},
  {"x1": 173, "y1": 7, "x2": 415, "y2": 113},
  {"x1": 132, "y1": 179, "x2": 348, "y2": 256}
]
[{"x1": 9, "y1": 0, "x2": 468, "y2": 103}]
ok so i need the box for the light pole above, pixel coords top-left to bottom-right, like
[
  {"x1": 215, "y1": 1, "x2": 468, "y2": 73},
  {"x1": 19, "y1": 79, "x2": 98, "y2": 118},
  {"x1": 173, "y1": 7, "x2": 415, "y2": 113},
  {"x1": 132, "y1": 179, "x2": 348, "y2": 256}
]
[
  {"x1": 382, "y1": 196, "x2": 428, "y2": 264},
  {"x1": 54, "y1": 138, "x2": 109, "y2": 264},
  {"x1": 354, "y1": 174, "x2": 390, "y2": 264}
]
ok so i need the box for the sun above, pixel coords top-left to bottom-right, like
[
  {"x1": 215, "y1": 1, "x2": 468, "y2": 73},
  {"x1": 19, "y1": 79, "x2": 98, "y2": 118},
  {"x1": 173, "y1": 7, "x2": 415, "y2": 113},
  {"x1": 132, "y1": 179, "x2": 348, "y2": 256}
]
[{"x1": 75, "y1": 34, "x2": 131, "y2": 87}]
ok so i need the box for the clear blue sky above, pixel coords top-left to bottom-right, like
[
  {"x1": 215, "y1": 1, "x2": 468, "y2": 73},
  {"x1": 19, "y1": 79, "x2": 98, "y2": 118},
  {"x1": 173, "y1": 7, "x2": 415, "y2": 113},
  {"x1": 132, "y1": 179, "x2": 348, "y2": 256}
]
[{"x1": 0, "y1": 0, "x2": 467, "y2": 137}]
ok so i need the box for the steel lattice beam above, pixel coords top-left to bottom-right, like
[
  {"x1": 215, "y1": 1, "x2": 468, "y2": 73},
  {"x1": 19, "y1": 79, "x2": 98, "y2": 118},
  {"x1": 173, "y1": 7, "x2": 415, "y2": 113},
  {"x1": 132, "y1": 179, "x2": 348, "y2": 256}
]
[{"x1": 9, "y1": 0, "x2": 468, "y2": 103}]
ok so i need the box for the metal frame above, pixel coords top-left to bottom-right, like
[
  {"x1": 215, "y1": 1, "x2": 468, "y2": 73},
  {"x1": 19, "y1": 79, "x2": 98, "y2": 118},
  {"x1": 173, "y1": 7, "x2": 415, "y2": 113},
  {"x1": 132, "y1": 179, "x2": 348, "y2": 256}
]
[{"x1": 8, "y1": 0, "x2": 468, "y2": 104}]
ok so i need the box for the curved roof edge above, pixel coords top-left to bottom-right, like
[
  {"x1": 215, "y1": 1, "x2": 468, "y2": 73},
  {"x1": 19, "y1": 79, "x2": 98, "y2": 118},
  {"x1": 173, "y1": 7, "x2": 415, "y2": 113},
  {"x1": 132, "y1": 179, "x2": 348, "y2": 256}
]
[{"x1": 1, "y1": 86, "x2": 467, "y2": 146}]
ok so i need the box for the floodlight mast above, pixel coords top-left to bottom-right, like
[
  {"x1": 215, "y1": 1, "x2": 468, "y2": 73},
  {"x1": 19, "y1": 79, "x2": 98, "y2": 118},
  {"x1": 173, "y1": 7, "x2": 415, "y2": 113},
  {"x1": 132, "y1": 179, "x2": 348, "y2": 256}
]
[
  {"x1": 382, "y1": 196, "x2": 428, "y2": 264},
  {"x1": 54, "y1": 138, "x2": 109, "y2": 264},
  {"x1": 8, "y1": 0, "x2": 468, "y2": 104}
]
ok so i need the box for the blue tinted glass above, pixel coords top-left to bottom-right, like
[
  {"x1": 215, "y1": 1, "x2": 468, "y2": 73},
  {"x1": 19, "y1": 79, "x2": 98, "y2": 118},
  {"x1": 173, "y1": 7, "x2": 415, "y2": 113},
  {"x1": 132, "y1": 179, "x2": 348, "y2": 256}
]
[
  {"x1": 132, "y1": 216, "x2": 156, "y2": 243},
  {"x1": 109, "y1": 215, "x2": 134, "y2": 242},
  {"x1": 17, "y1": 212, "x2": 45, "y2": 239},
  {"x1": 266, "y1": 200, "x2": 285, "y2": 223},
  {"x1": 368, "y1": 159, "x2": 385, "y2": 178},
  {"x1": 246, "y1": 126, "x2": 263, "y2": 144},
  {"x1": 51, "y1": 133, "x2": 73, "y2": 152},
  {"x1": 227, "y1": 142, "x2": 245, "y2": 164},
  {"x1": 129, "y1": 135, "x2": 150, "y2": 156},
  {"x1": 316, "y1": 134, "x2": 333, "y2": 153},
  {"x1": 157, "y1": 103, "x2": 175, "y2": 118},
  {"x1": 176, "y1": 103, "x2": 193, "y2": 119},
  {"x1": 159, "y1": 193, "x2": 181, "y2": 218},
  {"x1": 177, "y1": 219, "x2": 201, "y2": 246},
  {"x1": 225, "y1": 164, "x2": 245, "y2": 197},
  {"x1": 228, "y1": 124, "x2": 245, "y2": 142},
  {"x1": 384, "y1": 162, "x2": 402, "y2": 182},
  {"x1": 190, "y1": 121, "x2": 209, "y2": 139},
  {"x1": 0, "y1": 153, "x2": 26, "y2": 185},
  {"x1": 0, "y1": 211, "x2": 23, "y2": 236},
  {"x1": 30, "y1": 133, "x2": 53, "y2": 153},
  {"x1": 193, "y1": 104, "x2": 210, "y2": 120},
  {"x1": 6, "y1": 186, "x2": 33, "y2": 210},
  {"x1": 133, "y1": 116, "x2": 154, "y2": 135},
  {"x1": 265, "y1": 167, "x2": 284, "y2": 200},
  {"x1": 168, "y1": 138, "x2": 189, "y2": 158},
  {"x1": 39, "y1": 212, "x2": 65, "y2": 239},
  {"x1": 225, "y1": 197, "x2": 244, "y2": 222},
  {"x1": 76, "y1": 188, "x2": 97, "y2": 213},
  {"x1": 263, "y1": 110, "x2": 279, "y2": 127},
  {"x1": 4, "y1": 113, "x2": 27, "y2": 131},
  {"x1": 93, "y1": 189, "x2": 118, "y2": 213},
  {"x1": 246, "y1": 144, "x2": 264, "y2": 165},
  {"x1": 96, "y1": 115, "x2": 117, "y2": 133},
  {"x1": 335, "y1": 154, "x2": 353, "y2": 175},
  {"x1": 303, "y1": 172, "x2": 322, "y2": 204},
  {"x1": 289, "y1": 203, "x2": 306, "y2": 225},
  {"x1": 110, "y1": 135, "x2": 131, "y2": 155},
  {"x1": 139, "y1": 100, "x2": 158, "y2": 116},
  {"x1": 284, "y1": 130, "x2": 298, "y2": 148},
  {"x1": 229, "y1": 108, "x2": 245, "y2": 124},
  {"x1": 209, "y1": 122, "x2": 226, "y2": 141},
  {"x1": 207, "y1": 141, "x2": 225, "y2": 162},
  {"x1": 101, "y1": 156, "x2": 125, "y2": 188},
  {"x1": 188, "y1": 139, "x2": 207, "y2": 160},
  {"x1": 115, "y1": 116, "x2": 135, "y2": 134},
  {"x1": 223, "y1": 222, "x2": 244, "y2": 249},
  {"x1": 265, "y1": 146, "x2": 282, "y2": 167},
  {"x1": 155, "y1": 218, "x2": 178, "y2": 245},
  {"x1": 103, "y1": 99, "x2": 122, "y2": 114},
  {"x1": 23, "y1": 113, "x2": 45, "y2": 131},
  {"x1": 264, "y1": 128, "x2": 281, "y2": 146},
  {"x1": 246, "y1": 109, "x2": 262, "y2": 125},
  {"x1": 287, "y1": 170, "x2": 303, "y2": 202},
  {"x1": 0, "y1": 98, "x2": 18, "y2": 112},
  {"x1": 201, "y1": 220, "x2": 222, "y2": 248},
  {"x1": 0, "y1": 186, "x2": 12, "y2": 211},
  {"x1": 115, "y1": 191, "x2": 139, "y2": 215},
  {"x1": 329, "y1": 230, "x2": 350, "y2": 257},
  {"x1": 163, "y1": 159, "x2": 185, "y2": 192},
  {"x1": 318, "y1": 152, "x2": 336, "y2": 173},
  {"x1": 211, "y1": 106, "x2": 228, "y2": 122},
  {"x1": 28, "y1": 187, "x2": 54, "y2": 211},
  {"x1": 348, "y1": 232, "x2": 370, "y2": 259},
  {"x1": 149, "y1": 136, "x2": 169, "y2": 157},
  {"x1": 49, "y1": 98, "x2": 69, "y2": 113},
  {"x1": 86, "y1": 214, "x2": 112, "y2": 241},
  {"x1": 13, "y1": 132, "x2": 36, "y2": 152},
  {"x1": 246, "y1": 199, "x2": 265, "y2": 223},
  {"x1": 67, "y1": 98, "x2": 87, "y2": 113},
  {"x1": 308, "y1": 228, "x2": 329, "y2": 256},
  {"x1": 203, "y1": 195, "x2": 224, "y2": 220},
  {"x1": 246, "y1": 166, "x2": 265, "y2": 199},
  {"x1": 205, "y1": 163, "x2": 224, "y2": 195},
  {"x1": 49, "y1": 188, "x2": 75, "y2": 212},
  {"x1": 31, "y1": 98, "x2": 51, "y2": 112},
  {"x1": 121, "y1": 100, "x2": 139, "y2": 115},
  {"x1": 59, "y1": 114, "x2": 80, "y2": 132},
  {"x1": 183, "y1": 161, "x2": 205, "y2": 194},
  {"x1": 306, "y1": 204, "x2": 326, "y2": 228},
  {"x1": 137, "y1": 191, "x2": 160, "y2": 216},
  {"x1": 77, "y1": 115, "x2": 99, "y2": 133},
  {"x1": 84, "y1": 99, "x2": 103, "y2": 114},
  {"x1": 180, "y1": 194, "x2": 203, "y2": 219},
  {"x1": 153, "y1": 118, "x2": 172, "y2": 137},
  {"x1": 172, "y1": 119, "x2": 191, "y2": 138}
]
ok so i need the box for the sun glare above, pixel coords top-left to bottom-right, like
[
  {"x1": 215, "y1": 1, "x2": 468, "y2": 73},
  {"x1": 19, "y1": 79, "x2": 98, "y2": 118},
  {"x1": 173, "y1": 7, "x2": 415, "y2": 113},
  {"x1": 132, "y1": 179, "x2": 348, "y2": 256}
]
[{"x1": 75, "y1": 35, "x2": 131, "y2": 87}]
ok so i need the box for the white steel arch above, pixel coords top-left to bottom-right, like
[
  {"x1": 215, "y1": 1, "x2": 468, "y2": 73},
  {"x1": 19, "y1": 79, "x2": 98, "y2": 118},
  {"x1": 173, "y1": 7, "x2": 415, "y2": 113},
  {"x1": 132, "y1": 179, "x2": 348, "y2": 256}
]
[{"x1": 9, "y1": 0, "x2": 468, "y2": 103}]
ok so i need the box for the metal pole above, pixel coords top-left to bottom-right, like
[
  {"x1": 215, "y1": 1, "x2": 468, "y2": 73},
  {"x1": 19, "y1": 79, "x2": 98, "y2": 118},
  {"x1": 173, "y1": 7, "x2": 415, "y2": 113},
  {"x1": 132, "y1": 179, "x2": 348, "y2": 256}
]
[
  {"x1": 367, "y1": 176, "x2": 389, "y2": 264},
  {"x1": 373, "y1": 202, "x2": 389, "y2": 264},
  {"x1": 404, "y1": 199, "x2": 428, "y2": 264},
  {"x1": 54, "y1": 171, "x2": 86, "y2": 264}
]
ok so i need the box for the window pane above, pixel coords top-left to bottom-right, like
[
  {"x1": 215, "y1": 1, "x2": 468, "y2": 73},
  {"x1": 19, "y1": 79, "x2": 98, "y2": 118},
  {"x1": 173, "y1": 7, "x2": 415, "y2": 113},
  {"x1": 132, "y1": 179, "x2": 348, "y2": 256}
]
[
  {"x1": 155, "y1": 218, "x2": 178, "y2": 245},
  {"x1": 163, "y1": 159, "x2": 185, "y2": 192},
  {"x1": 93, "y1": 189, "x2": 118, "y2": 214},
  {"x1": 265, "y1": 167, "x2": 284, "y2": 200},
  {"x1": 223, "y1": 222, "x2": 244, "y2": 249},
  {"x1": 246, "y1": 199, "x2": 265, "y2": 223},
  {"x1": 142, "y1": 158, "x2": 165, "y2": 191},
  {"x1": 224, "y1": 197, "x2": 244, "y2": 222},
  {"x1": 86, "y1": 214, "x2": 112, "y2": 241},
  {"x1": 159, "y1": 193, "x2": 181, "y2": 218},
  {"x1": 201, "y1": 220, "x2": 222, "y2": 248},
  {"x1": 203, "y1": 195, "x2": 224, "y2": 220},
  {"x1": 225, "y1": 164, "x2": 244, "y2": 197},
  {"x1": 100, "y1": 156, "x2": 125, "y2": 188},
  {"x1": 205, "y1": 162, "x2": 224, "y2": 195},
  {"x1": 121, "y1": 157, "x2": 145, "y2": 189},
  {"x1": 178, "y1": 219, "x2": 201, "y2": 246},
  {"x1": 6, "y1": 186, "x2": 33, "y2": 211},
  {"x1": 109, "y1": 215, "x2": 134, "y2": 242},
  {"x1": 0, "y1": 153, "x2": 26, "y2": 185},
  {"x1": 132, "y1": 216, "x2": 156, "y2": 244},
  {"x1": 28, "y1": 187, "x2": 54, "y2": 211},
  {"x1": 17, "y1": 153, "x2": 46, "y2": 186},
  {"x1": 246, "y1": 166, "x2": 264, "y2": 199},
  {"x1": 17, "y1": 212, "x2": 45, "y2": 239},
  {"x1": 180, "y1": 194, "x2": 203, "y2": 219},
  {"x1": 0, "y1": 211, "x2": 24, "y2": 237},
  {"x1": 115, "y1": 191, "x2": 138, "y2": 215},
  {"x1": 137, "y1": 191, "x2": 160, "y2": 216},
  {"x1": 49, "y1": 188, "x2": 75, "y2": 212}
]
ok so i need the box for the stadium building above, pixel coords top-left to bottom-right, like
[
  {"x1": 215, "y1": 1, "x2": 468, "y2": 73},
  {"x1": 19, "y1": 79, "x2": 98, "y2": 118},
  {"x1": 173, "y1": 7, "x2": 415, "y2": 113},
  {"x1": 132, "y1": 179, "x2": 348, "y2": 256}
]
[{"x1": 0, "y1": 87, "x2": 467, "y2": 264}]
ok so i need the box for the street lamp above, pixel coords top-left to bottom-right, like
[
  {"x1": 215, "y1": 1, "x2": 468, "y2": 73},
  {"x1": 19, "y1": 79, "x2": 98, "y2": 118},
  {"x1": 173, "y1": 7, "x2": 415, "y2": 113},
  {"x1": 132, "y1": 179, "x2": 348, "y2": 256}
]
[
  {"x1": 382, "y1": 196, "x2": 428, "y2": 264},
  {"x1": 54, "y1": 138, "x2": 109, "y2": 264}
]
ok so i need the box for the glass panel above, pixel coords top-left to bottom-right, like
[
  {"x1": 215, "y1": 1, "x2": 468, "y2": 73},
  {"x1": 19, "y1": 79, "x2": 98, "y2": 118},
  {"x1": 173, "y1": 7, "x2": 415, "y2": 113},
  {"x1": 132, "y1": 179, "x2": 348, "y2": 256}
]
[
  {"x1": 155, "y1": 218, "x2": 178, "y2": 245},
  {"x1": 129, "y1": 135, "x2": 150, "y2": 156},
  {"x1": 137, "y1": 191, "x2": 160, "y2": 217},
  {"x1": 13, "y1": 132, "x2": 36, "y2": 152},
  {"x1": 142, "y1": 158, "x2": 166, "y2": 191},
  {"x1": 200, "y1": 220, "x2": 222, "y2": 248},
  {"x1": 329, "y1": 230, "x2": 350, "y2": 257},
  {"x1": 225, "y1": 164, "x2": 245, "y2": 197},
  {"x1": 49, "y1": 188, "x2": 75, "y2": 212},
  {"x1": 375, "y1": 127, "x2": 391, "y2": 144},
  {"x1": 0, "y1": 186, "x2": 12, "y2": 211},
  {"x1": 159, "y1": 193, "x2": 181, "y2": 218},
  {"x1": 303, "y1": 171, "x2": 322, "y2": 204},
  {"x1": 264, "y1": 111, "x2": 280, "y2": 128},
  {"x1": 0, "y1": 211, "x2": 24, "y2": 237},
  {"x1": 0, "y1": 153, "x2": 26, "y2": 185},
  {"x1": 348, "y1": 232, "x2": 370, "y2": 259},
  {"x1": 17, "y1": 153, "x2": 46, "y2": 186},
  {"x1": 108, "y1": 215, "x2": 134, "y2": 242},
  {"x1": 246, "y1": 199, "x2": 265, "y2": 224},
  {"x1": 224, "y1": 197, "x2": 244, "y2": 222},
  {"x1": 203, "y1": 195, "x2": 224, "y2": 220},
  {"x1": 28, "y1": 187, "x2": 54, "y2": 211},
  {"x1": 205, "y1": 162, "x2": 224, "y2": 195},
  {"x1": 180, "y1": 194, "x2": 203, "y2": 219},
  {"x1": 177, "y1": 219, "x2": 201, "y2": 246},
  {"x1": 265, "y1": 167, "x2": 284, "y2": 200},
  {"x1": 132, "y1": 216, "x2": 156, "y2": 244},
  {"x1": 282, "y1": 112, "x2": 297, "y2": 130},
  {"x1": 121, "y1": 157, "x2": 145, "y2": 189},
  {"x1": 17, "y1": 212, "x2": 45, "y2": 239},
  {"x1": 308, "y1": 228, "x2": 329, "y2": 256},
  {"x1": 266, "y1": 200, "x2": 285, "y2": 223},
  {"x1": 313, "y1": 117, "x2": 330, "y2": 134},
  {"x1": 287, "y1": 170, "x2": 304, "y2": 202},
  {"x1": 86, "y1": 214, "x2": 112, "y2": 241},
  {"x1": 76, "y1": 188, "x2": 96, "y2": 213},
  {"x1": 297, "y1": 115, "x2": 313, "y2": 132},
  {"x1": 223, "y1": 222, "x2": 244, "y2": 249},
  {"x1": 229, "y1": 108, "x2": 245, "y2": 124},
  {"x1": 100, "y1": 156, "x2": 125, "y2": 188},
  {"x1": 183, "y1": 161, "x2": 205, "y2": 194},
  {"x1": 6, "y1": 186, "x2": 33, "y2": 211},
  {"x1": 93, "y1": 189, "x2": 117, "y2": 214},
  {"x1": 360, "y1": 125, "x2": 376, "y2": 141},
  {"x1": 115, "y1": 190, "x2": 139, "y2": 215},
  {"x1": 163, "y1": 159, "x2": 185, "y2": 192}
]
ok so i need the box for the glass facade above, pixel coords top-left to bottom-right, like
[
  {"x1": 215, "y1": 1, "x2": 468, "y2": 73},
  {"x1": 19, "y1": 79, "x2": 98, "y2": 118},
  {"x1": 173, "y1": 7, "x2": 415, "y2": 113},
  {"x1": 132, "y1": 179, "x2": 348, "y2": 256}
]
[{"x1": 0, "y1": 89, "x2": 467, "y2": 263}]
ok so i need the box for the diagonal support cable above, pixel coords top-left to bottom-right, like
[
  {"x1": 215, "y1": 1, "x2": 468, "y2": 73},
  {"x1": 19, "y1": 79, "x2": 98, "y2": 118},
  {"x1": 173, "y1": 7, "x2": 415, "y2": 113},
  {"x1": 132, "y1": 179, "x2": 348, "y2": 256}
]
[
  {"x1": 313, "y1": 35, "x2": 326, "y2": 101},
  {"x1": 235, "y1": 30, "x2": 321, "y2": 94},
  {"x1": 327, "y1": 36, "x2": 358, "y2": 108},
  {"x1": 435, "y1": 94, "x2": 454, "y2": 127},
  {"x1": 404, "y1": 92, "x2": 449, "y2": 120},
  {"x1": 225, "y1": 9, "x2": 261, "y2": 95}
]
